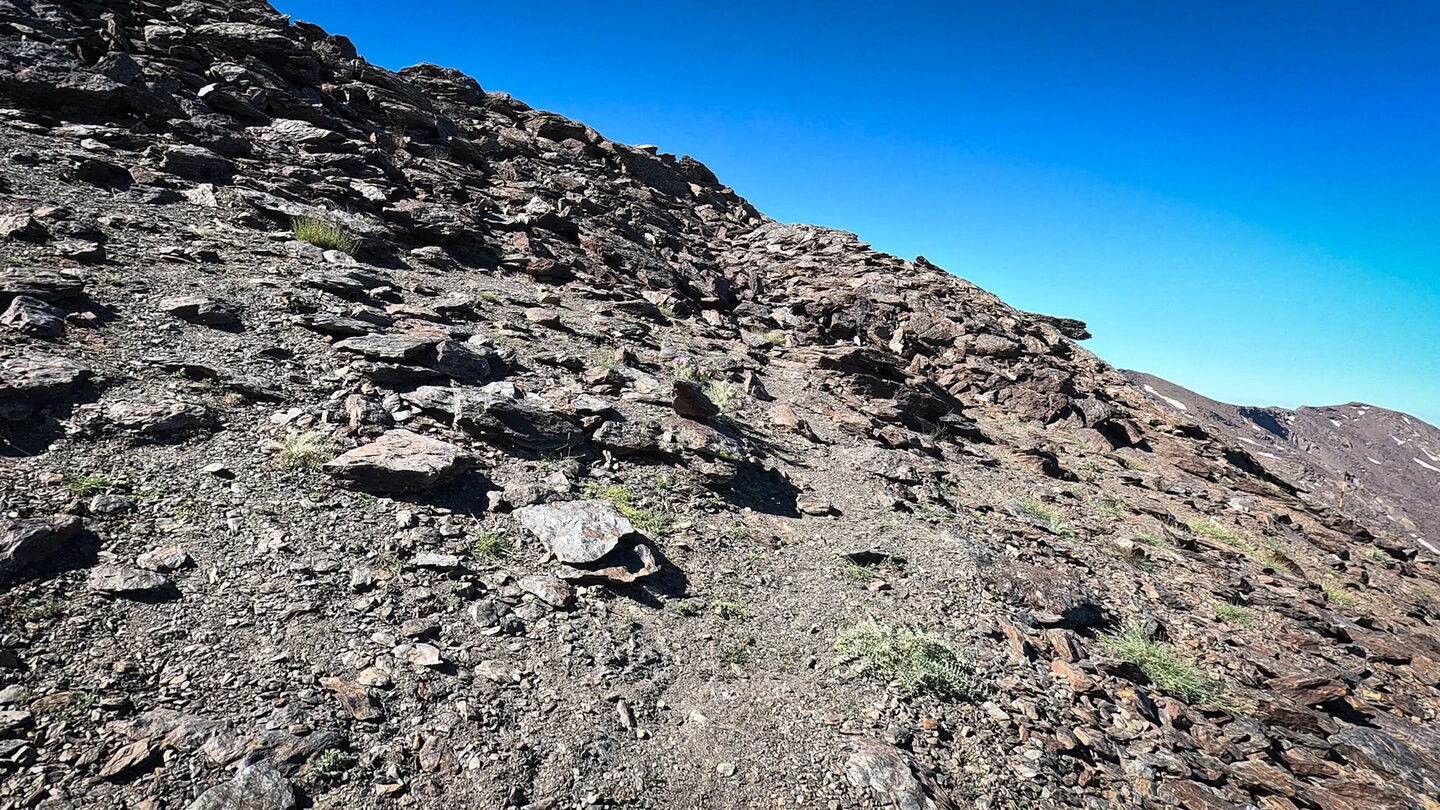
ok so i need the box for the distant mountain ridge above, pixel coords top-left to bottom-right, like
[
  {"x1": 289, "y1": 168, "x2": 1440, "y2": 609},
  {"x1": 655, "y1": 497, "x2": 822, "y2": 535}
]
[{"x1": 1124, "y1": 370, "x2": 1440, "y2": 557}]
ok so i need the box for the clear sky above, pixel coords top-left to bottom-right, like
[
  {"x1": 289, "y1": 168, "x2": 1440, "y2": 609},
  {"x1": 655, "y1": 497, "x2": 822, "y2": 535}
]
[{"x1": 275, "y1": 0, "x2": 1440, "y2": 425}]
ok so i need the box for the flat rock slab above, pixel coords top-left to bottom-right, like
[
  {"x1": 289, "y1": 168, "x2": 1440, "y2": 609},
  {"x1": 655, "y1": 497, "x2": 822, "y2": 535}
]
[
  {"x1": 160, "y1": 296, "x2": 240, "y2": 328},
  {"x1": 844, "y1": 739, "x2": 955, "y2": 810},
  {"x1": 0, "y1": 355, "x2": 89, "y2": 420},
  {"x1": 323, "y1": 429, "x2": 464, "y2": 492},
  {"x1": 0, "y1": 270, "x2": 84, "y2": 306},
  {"x1": 87, "y1": 565, "x2": 171, "y2": 596},
  {"x1": 334, "y1": 333, "x2": 438, "y2": 362},
  {"x1": 0, "y1": 515, "x2": 81, "y2": 574},
  {"x1": 185, "y1": 762, "x2": 295, "y2": 810},
  {"x1": 103, "y1": 401, "x2": 215, "y2": 434},
  {"x1": 515, "y1": 500, "x2": 634, "y2": 564}
]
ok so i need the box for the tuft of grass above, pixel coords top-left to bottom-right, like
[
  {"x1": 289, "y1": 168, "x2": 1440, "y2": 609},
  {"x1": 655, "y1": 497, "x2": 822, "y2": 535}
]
[
  {"x1": 471, "y1": 530, "x2": 511, "y2": 560},
  {"x1": 672, "y1": 600, "x2": 704, "y2": 617},
  {"x1": 1365, "y1": 548, "x2": 1395, "y2": 569},
  {"x1": 673, "y1": 358, "x2": 708, "y2": 382},
  {"x1": 4, "y1": 601, "x2": 63, "y2": 633},
  {"x1": 68, "y1": 475, "x2": 116, "y2": 496},
  {"x1": 1321, "y1": 578, "x2": 1359, "y2": 608},
  {"x1": 842, "y1": 562, "x2": 879, "y2": 582},
  {"x1": 1134, "y1": 532, "x2": 1170, "y2": 548},
  {"x1": 710, "y1": 600, "x2": 750, "y2": 621},
  {"x1": 1093, "y1": 495, "x2": 1127, "y2": 517},
  {"x1": 1015, "y1": 497, "x2": 1069, "y2": 535},
  {"x1": 1117, "y1": 453, "x2": 1151, "y2": 471},
  {"x1": 1101, "y1": 624, "x2": 1217, "y2": 704},
  {"x1": 1213, "y1": 602, "x2": 1253, "y2": 627},
  {"x1": 584, "y1": 483, "x2": 668, "y2": 536},
  {"x1": 292, "y1": 215, "x2": 359, "y2": 254},
  {"x1": 476, "y1": 290, "x2": 500, "y2": 304},
  {"x1": 304, "y1": 747, "x2": 356, "y2": 788},
  {"x1": 1186, "y1": 518, "x2": 1243, "y2": 548},
  {"x1": 836, "y1": 620, "x2": 979, "y2": 700},
  {"x1": 720, "y1": 640, "x2": 752, "y2": 667},
  {"x1": 763, "y1": 330, "x2": 786, "y2": 347},
  {"x1": 274, "y1": 431, "x2": 336, "y2": 471}
]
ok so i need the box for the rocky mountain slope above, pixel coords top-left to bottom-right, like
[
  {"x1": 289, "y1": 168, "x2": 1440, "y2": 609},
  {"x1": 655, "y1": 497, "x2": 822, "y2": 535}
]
[
  {"x1": 1126, "y1": 371, "x2": 1440, "y2": 561},
  {"x1": 1, "y1": 2, "x2": 1439, "y2": 809}
]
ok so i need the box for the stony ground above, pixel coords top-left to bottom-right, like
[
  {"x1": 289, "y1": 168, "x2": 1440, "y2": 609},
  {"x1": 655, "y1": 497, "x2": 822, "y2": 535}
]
[{"x1": 1, "y1": 2, "x2": 1439, "y2": 809}]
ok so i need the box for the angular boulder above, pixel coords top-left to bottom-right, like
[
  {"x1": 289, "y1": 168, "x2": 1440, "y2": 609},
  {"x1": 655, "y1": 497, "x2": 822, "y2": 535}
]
[
  {"x1": 102, "y1": 401, "x2": 215, "y2": 435},
  {"x1": 322, "y1": 429, "x2": 465, "y2": 492},
  {"x1": 0, "y1": 516, "x2": 82, "y2": 575},
  {"x1": 185, "y1": 762, "x2": 296, "y2": 810},
  {"x1": 515, "y1": 500, "x2": 634, "y2": 564},
  {"x1": 0, "y1": 271, "x2": 84, "y2": 307},
  {"x1": 334, "y1": 333, "x2": 439, "y2": 363},
  {"x1": 671, "y1": 380, "x2": 718, "y2": 421},
  {"x1": 402, "y1": 383, "x2": 583, "y2": 452},
  {"x1": 2, "y1": 295, "x2": 65, "y2": 338},
  {"x1": 160, "y1": 296, "x2": 241, "y2": 328},
  {"x1": 0, "y1": 355, "x2": 89, "y2": 420}
]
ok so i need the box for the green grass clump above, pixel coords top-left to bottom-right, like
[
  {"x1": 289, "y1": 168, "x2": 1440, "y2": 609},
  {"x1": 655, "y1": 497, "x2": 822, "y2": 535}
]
[
  {"x1": 1117, "y1": 453, "x2": 1151, "y2": 471},
  {"x1": 1134, "y1": 532, "x2": 1169, "y2": 547},
  {"x1": 710, "y1": 600, "x2": 750, "y2": 621},
  {"x1": 68, "y1": 475, "x2": 116, "y2": 496},
  {"x1": 1101, "y1": 624, "x2": 1216, "y2": 704},
  {"x1": 274, "y1": 431, "x2": 336, "y2": 471},
  {"x1": 673, "y1": 359, "x2": 709, "y2": 382},
  {"x1": 1186, "y1": 518, "x2": 1244, "y2": 547},
  {"x1": 1093, "y1": 495, "x2": 1127, "y2": 517},
  {"x1": 1213, "y1": 602, "x2": 1253, "y2": 627},
  {"x1": 1365, "y1": 548, "x2": 1395, "y2": 569},
  {"x1": 584, "y1": 483, "x2": 668, "y2": 536},
  {"x1": 1321, "y1": 578, "x2": 1359, "y2": 608},
  {"x1": 304, "y1": 747, "x2": 355, "y2": 787},
  {"x1": 842, "y1": 562, "x2": 879, "y2": 582},
  {"x1": 1015, "y1": 497, "x2": 1069, "y2": 535},
  {"x1": 292, "y1": 215, "x2": 359, "y2": 254},
  {"x1": 836, "y1": 620, "x2": 979, "y2": 700},
  {"x1": 471, "y1": 530, "x2": 511, "y2": 560}
]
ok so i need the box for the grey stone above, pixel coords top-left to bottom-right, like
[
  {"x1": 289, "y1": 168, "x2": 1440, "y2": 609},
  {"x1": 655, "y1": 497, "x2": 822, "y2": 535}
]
[
  {"x1": 2, "y1": 295, "x2": 65, "y2": 338},
  {"x1": 402, "y1": 383, "x2": 583, "y2": 452},
  {"x1": 334, "y1": 333, "x2": 439, "y2": 362},
  {"x1": 429, "y1": 340, "x2": 493, "y2": 382},
  {"x1": 843, "y1": 740, "x2": 955, "y2": 810},
  {"x1": 103, "y1": 401, "x2": 216, "y2": 434},
  {"x1": 322, "y1": 429, "x2": 465, "y2": 492},
  {"x1": 515, "y1": 500, "x2": 634, "y2": 564},
  {"x1": 87, "y1": 564, "x2": 171, "y2": 596},
  {"x1": 0, "y1": 355, "x2": 88, "y2": 420},
  {"x1": 160, "y1": 296, "x2": 240, "y2": 328},
  {"x1": 0, "y1": 516, "x2": 81, "y2": 574},
  {"x1": 185, "y1": 762, "x2": 296, "y2": 810},
  {"x1": 159, "y1": 144, "x2": 234, "y2": 182}
]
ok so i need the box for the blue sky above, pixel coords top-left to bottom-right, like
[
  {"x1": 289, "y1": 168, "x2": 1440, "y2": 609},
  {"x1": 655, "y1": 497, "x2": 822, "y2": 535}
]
[{"x1": 276, "y1": 0, "x2": 1439, "y2": 425}]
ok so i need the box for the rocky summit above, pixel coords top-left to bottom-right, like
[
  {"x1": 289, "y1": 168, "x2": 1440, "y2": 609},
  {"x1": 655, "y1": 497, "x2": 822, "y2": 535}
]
[{"x1": 0, "y1": 1, "x2": 1437, "y2": 809}]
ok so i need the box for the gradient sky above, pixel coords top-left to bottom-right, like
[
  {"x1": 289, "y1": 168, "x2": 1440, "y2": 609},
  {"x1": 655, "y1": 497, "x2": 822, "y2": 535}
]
[{"x1": 276, "y1": 0, "x2": 1440, "y2": 425}]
